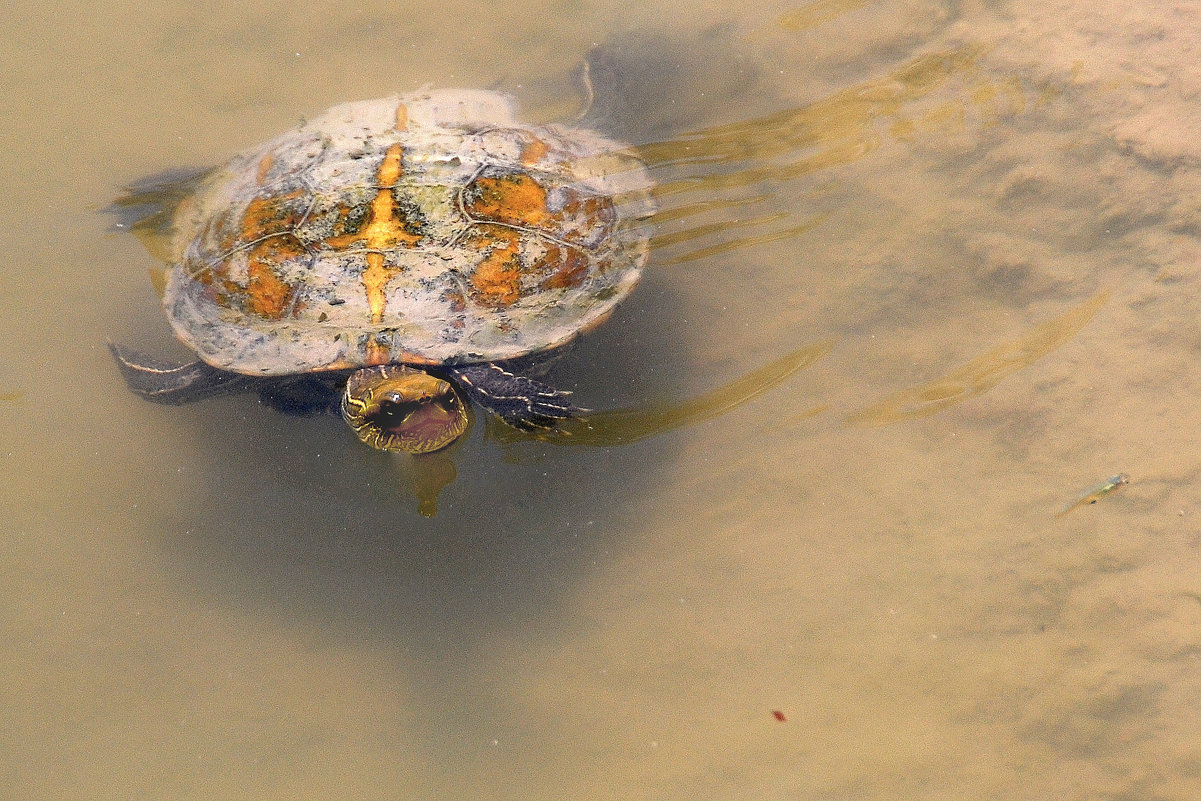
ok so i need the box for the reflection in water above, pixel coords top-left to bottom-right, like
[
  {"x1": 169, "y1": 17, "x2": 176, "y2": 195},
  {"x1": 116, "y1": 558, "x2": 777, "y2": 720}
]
[
  {"x1": 778, "y1": 0, "x2": 879, "y2": 32},
  {"x1": 846, "y1": 290, "x2": 1109, "y2": 425},
  {"x1": 400, "y1": 342, "x2": 830, "y2": 514},
  {"x1": 653, "y1": 211, "x2": 829, "y2": 266},
  {"x1": 108, "y1": 167, "x2": 213, "y2": 264},
  {"x1": 398, "y1": 447, "x2": 461, "y2": 518},
  {"x1": 643, "y1": 44, "x2": 991, "y2": 171},
  {"x1": 634, "y1": 44, "x2": 1021, "y2": 266},
  {"x1": 491, "y1": 340, "x2": 833, "y2": 447}
]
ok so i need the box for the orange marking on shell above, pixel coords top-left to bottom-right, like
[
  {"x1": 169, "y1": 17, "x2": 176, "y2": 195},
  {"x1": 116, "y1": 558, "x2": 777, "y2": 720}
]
[
  {"x1": 324, "y1": 146, "x2": 422, "y2": 254},
  {"x1": 239, "y1": 190, "x2": 307, "y2": 239},
  {"x1": 215, "y1": 278, "x2": 239, "y2": 306},
  {"x1": 538, "y1": 244, "x2": 591, "y2": 291},
  {"x1": 520, "y1": 137, "x2": 549, "y2": 166},
  {"x1": 184, "y1": 252, "x2": 215, "y2": 285},
  {"x1": 364, "y1": 335, "x2": 393, "y2": 366},
  {"x1": 328, "y1": 204, "x2": 368, "y2": 238},
  {"x1": 199, "y1": 213, "x2": 240, "y2": 263},
  {"x1": 320, "y1": 357, "x2": 361, "y2": 372},
  {"x1": 395, "y1": 103, "x2": 408, "y2": 131},
  {"x1": 465, "y1": 173, "x2": 550, "y2": 227},
  {"x1": 361, "y1": 336, "x2": 439, "y2": 367},
  {"x1": 320, "y1": 143, "x2": 422, "y2": 323},
  {"x1": 395, "y1": 351, "x2": 439, "y2": 365},
  {"x1": 362, "y1": 252, "x2": 394, "y2": 323},
  {"x1": 255, "y1": 153, "x2": 274, "y2": 184},
  {"x1": 376, "y1": 143, "x2": 404, "y2": 187},
  {"x1": 461, "y1": 173, "x2": 615, "y2": 249},
  {"x1": 555, "y1": 192, "x2": 616, "y2": 245},
  {"x1": 243, "y1": 237, "x2": 302, "y2": 319},
  {"x1": 468, "y1": 227, "x2": 524, "y2": 307}
]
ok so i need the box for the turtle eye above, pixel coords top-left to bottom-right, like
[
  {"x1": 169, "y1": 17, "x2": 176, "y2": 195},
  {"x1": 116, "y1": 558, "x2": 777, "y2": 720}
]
[{"x1": 379, "y1": 390, "x2": 411, "y2": 407}]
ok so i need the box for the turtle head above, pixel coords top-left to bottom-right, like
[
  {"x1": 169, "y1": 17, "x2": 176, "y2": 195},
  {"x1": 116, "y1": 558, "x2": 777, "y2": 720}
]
[{"x1": 341, "y1": 365, "x2": 469, "y2": 454}]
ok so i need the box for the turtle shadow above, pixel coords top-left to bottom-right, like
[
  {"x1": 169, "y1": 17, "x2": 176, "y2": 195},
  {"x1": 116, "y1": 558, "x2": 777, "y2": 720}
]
[{"x1": 142, "y1": 263, "x2": 695, "y2": 654}]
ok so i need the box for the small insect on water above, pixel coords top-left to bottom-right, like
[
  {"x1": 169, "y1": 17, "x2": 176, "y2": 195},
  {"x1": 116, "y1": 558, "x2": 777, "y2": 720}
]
[{"x1": 1056, "y1": 473, "x2": 1130, "y2": 518}]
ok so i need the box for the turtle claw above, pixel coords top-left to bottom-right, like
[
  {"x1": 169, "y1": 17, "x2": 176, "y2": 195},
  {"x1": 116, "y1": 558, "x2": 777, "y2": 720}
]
[
  {"x1": 445, "y1": 362, "x2": 585, "y2": 431},
  {"x1": 511, "y1": 413, "x2": 575, "y2": 433},
  {"x1": 109, "y1": 343, "x2": 250, "y2": 403}
]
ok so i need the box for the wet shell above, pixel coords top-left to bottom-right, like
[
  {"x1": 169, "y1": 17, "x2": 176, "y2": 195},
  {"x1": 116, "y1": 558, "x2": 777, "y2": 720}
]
[{"x1": 165, "y1": 89, "x2": 655, "y2": 375}]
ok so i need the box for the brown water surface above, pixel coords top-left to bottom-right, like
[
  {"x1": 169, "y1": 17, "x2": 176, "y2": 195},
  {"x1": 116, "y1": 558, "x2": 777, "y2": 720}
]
[{"x1": 5, "y1": 1, "x2": 1201, "y2": 798}]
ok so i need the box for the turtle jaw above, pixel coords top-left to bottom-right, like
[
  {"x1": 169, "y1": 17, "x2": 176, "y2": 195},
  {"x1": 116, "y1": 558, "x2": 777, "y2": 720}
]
[{"x1": 341, "y1": 365, "x2": 469, "y2": 454}]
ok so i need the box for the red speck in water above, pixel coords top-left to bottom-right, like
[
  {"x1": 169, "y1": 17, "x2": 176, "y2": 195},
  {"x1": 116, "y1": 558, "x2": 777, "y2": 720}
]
[{"x1": 772, "y1": 710, "x2": 787, "y2": 722}]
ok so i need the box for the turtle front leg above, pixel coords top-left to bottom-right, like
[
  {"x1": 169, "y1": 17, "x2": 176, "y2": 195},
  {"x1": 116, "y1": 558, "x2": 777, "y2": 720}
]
[
  {"x1": 444, "y1": 362, "x2": 586, "y2": 431},
  {"x1": 109, "y1": 343, "x2": 251, "y2": 403}
]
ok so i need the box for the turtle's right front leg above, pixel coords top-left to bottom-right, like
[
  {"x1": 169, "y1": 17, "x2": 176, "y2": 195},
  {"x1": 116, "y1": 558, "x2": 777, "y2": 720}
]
[{"x1": 109, "y1": 343, "x2": 251, "y2": 403}]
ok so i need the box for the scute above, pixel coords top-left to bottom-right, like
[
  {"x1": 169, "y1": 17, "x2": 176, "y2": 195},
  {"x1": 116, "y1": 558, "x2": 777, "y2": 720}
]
[{"x1": 164, "y1": 90, "x2": 655, "y2": 376}]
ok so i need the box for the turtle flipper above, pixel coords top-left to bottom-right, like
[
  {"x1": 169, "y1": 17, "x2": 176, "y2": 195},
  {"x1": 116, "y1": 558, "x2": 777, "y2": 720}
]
[
  {"x1": 445, "y1": 363, "x2": 586, "y2": 431},
  {"x1": 109, "y1": 343, "x2": 251, "y2": 403}
]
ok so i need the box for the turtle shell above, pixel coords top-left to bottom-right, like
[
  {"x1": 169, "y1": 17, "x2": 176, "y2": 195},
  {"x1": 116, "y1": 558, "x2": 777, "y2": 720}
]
[{"x1": 164, "y1": 90, "x2": 655, "y2": 375}]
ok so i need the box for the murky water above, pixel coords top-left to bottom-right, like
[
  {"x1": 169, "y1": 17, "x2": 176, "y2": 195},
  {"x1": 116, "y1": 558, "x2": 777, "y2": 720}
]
[{"x1": 5, "y1": 0, "x2": 1201, "y2": 798}]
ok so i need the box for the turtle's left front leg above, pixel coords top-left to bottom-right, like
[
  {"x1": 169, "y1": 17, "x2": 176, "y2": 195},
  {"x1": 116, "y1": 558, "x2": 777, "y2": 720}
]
[{"x1": 444, "y1": 362, "x2": 585, "y2": 431}]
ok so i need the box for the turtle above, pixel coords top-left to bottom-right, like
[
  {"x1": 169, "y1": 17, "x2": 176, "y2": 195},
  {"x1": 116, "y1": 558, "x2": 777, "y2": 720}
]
[{"x1": 110, "y1": 88, "x2": 655, "y2": 454}]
